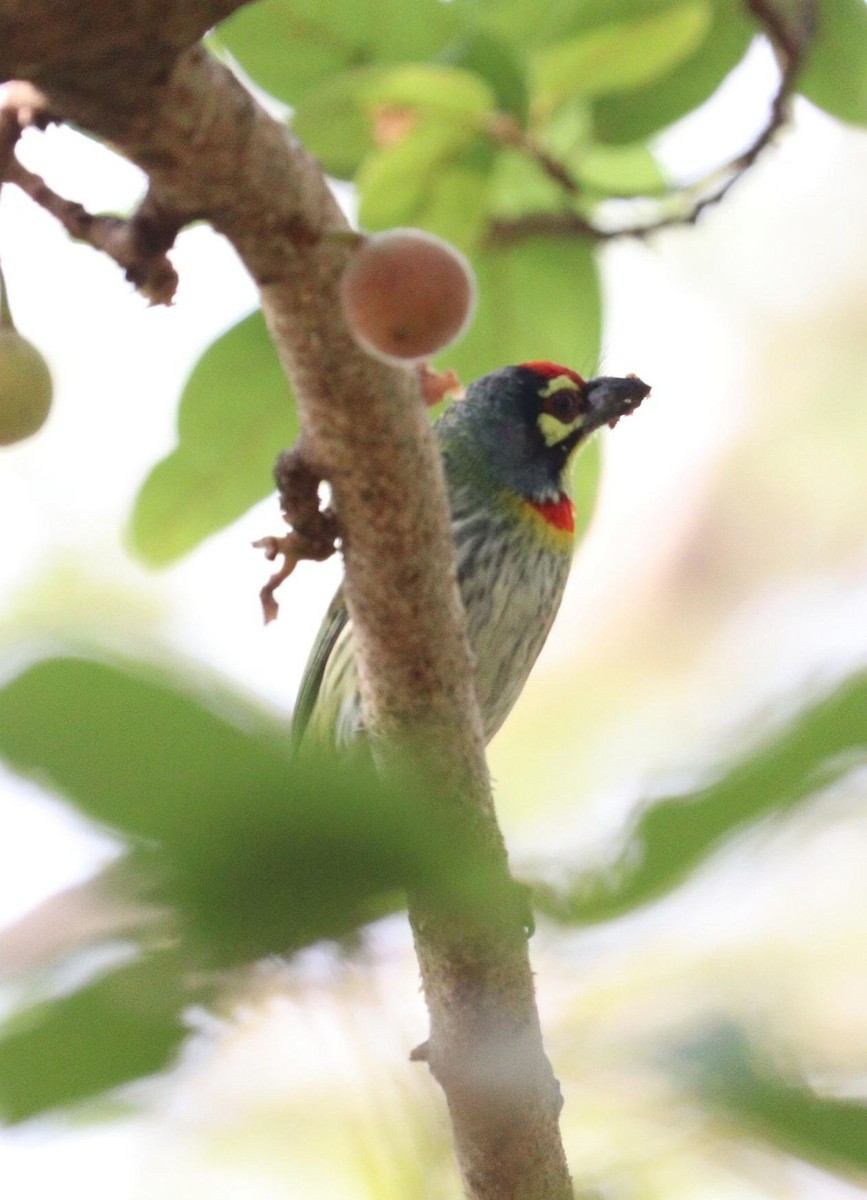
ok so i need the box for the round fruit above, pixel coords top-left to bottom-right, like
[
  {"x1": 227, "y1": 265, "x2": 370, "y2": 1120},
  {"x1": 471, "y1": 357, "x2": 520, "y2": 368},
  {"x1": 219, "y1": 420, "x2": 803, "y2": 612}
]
[
  {"x1": 0, "y1": 328, "x2": 53, "y2": 445},
  {"x1": 340, "y1": 228, "x2": 476, "y2": 363}
]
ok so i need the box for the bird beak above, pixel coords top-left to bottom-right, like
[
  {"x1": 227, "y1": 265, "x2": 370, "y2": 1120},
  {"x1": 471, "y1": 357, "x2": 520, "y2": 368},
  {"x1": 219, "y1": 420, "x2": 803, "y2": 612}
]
[{"x1": 584, "y1": 374, "x2": 651, "y2": 432}]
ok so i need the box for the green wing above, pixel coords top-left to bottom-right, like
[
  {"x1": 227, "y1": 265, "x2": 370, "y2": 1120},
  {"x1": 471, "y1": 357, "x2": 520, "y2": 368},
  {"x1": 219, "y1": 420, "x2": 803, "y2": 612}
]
[{"x1": 292, "y1": 583, "x2": 351, "y2": 747}]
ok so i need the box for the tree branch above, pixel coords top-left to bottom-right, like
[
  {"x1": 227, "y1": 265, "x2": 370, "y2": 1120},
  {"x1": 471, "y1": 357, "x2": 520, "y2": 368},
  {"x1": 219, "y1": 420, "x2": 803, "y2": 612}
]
[
  {"x1": 0, "y1": 4, "x2": 571, "y2": 1196},
  {"x1": 4, "y1": 153, "x2": 180, "y2": 304}
]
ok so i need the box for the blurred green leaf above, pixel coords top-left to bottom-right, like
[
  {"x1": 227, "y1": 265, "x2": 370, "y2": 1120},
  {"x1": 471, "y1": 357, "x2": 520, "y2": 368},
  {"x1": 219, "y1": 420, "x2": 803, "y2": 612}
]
[
  {"x1": 358, "y1": 126, "x2": 494, "y2": 253},
  {"x1": 0, "y1": 952, "x2": 186, "y2": 1123},
  {"x1": 540, "y1": 98, "x2": 667, "y2": 193},
  {"x1": 798, "y1": 0, "x2": 867, "y2": 127},
  {"x1": 291, "y1": 68, "x2": 379, "y2": 178},
  {"x1": 592, "y1": 0, "x2": 754, "y2": 144},
  {"x1": 364, "y1": 62, "x2": 496, "y2": 119},
  {"x1": 437, "y1": 29, "x2": 531, "y2": 124},
  {"x1": 464, "y1": 0, "x2": 588, "y2": 50},
  {"x1": 0, "y1": 655, "x2": 291, "y2": 847},
  {"x1": 675, "y1": 1025, "x2": 867, "y2": 1176},
  {"x1": 129, "y1": 310, "x2": 296, "y2": 566},
  {"x1": 468, "y1": 0, "x2": 698, "y2": 52},
  {"x1": 158, "y1": 750, "x2": 525, "y2": 966},
  {"x1": 0, "y1": 652, "x2": 481, "y2": 1111},
  {"x1": 576, "y1": 141, "x2": 666, "y2": 194},
  {"x1": 489, "y1": 148, "x2": 569, "y2": 220},
  {"x1": 0, "y1": 654, "x2": 401, "y2": 966},
  {"x1": 339, "y1": 63, "x2": 497, "y2": 248},
  {"x1": 532, "y1": 2, "x2": 713, "y2": 112},
  {"x1": 214, "y1": 0, "x2": 350, "y2": 106},
  {"x1": 0, "y1": 656, "x2": 522, "y2": 969},
  {"x1": 294, "y1": 61, "x2": 497, "y2": 183},
  {"x1": 440, "y1": 235, "x2": 601, "y2": 381},
  {"x1": 537, "y1": 673, "x2": 867, "y2": 924},
  {"x1": 214, "y1": 0, "x2": 458, "y2": 107},
  {"x1": 412, "y1": 159, "x2": 494, "y2": 253}
]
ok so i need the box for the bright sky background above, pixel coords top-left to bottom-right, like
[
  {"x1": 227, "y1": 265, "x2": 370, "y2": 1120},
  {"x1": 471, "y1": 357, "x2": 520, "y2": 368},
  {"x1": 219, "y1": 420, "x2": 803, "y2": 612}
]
[{"x1": 1, "y1": 38, "x2": 867, "y2": 1199}]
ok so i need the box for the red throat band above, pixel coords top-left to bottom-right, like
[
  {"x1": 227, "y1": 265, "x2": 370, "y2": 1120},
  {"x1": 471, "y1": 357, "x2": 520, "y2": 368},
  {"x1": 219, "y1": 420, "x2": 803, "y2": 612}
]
[{"x1": 528, "y1": 494, "x2": 576, "y2": 534}]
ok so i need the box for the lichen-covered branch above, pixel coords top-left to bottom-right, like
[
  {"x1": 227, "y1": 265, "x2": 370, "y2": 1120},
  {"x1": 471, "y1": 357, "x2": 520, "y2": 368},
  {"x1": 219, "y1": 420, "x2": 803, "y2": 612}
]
[{"x1": 0, "y1": 3, "x2": 572, "y2": 1196}]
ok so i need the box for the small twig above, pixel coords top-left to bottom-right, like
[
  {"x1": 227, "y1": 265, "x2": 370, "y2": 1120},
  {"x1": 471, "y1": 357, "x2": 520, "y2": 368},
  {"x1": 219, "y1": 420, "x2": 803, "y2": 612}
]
[
  {"x1": 409, "y1": 1040, "x2": 430, "y2": 1062},
  {"x1": 488, "y1": 114, "x2": 582, "y2": 197},
  {"x1": 490, "y1": 211, "x2": 614, "y2": 244},
  {"x1": 415, "y1": 362, "x2": 462, "y2": 408},
  {"x1": 253, "y1": 530, "x2": 334, "y2": 623},
  {"x1": 254, "y1": 445, "x2": 340, "y2": 623},
  {"x1": 0, "y1": 81, "x2": 49, "y2": 193},
  {"x1": 5, "y1": 157, "x2": 181, "y2": 304},
  {"x1": 489, "y1": 0, "x2": 817, "y2": 245},
  {"x1": 0, "y1": 109, "x2": 21, "y2": 184},
  {"x1": 0, "y1": 82, "x2": 183, "y2": 305}
]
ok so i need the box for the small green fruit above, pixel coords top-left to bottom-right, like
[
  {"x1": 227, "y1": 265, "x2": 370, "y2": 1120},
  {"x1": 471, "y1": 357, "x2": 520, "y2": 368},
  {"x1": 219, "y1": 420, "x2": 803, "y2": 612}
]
[
  {"x1": 340, "y1": 228, "x2": 477, "y2": 364},
  {"x1": 0, "y1": 328, "x2": 53, "y2": 445}
]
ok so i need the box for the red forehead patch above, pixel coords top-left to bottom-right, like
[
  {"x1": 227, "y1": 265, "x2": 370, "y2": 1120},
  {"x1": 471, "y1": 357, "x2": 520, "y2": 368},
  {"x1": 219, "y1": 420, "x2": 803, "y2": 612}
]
[{"x1": 520, "y1": 361, "x2": 586, "y2": 387}]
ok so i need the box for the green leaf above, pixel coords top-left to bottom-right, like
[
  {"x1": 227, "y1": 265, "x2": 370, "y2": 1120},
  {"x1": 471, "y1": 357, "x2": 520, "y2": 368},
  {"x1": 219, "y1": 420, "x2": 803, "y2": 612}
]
[
  {"x1": 464, "y1": 0, "x2": 626, "y2": 52},
  {"x1": 339, "y1": 64, "x2": 498, "y2": 248},
  {"x1": 0, "y1": 654, "x2": 399, "y2": 965},
  {"x1": 0, "y1": 952, "x2": 186, "y2": 1123},
  {"x1": 537, "y1": 672, "x2": 867, "y2": 924},
  {"x1": 0, "y1": 655, "x2": 291, "y2": 847},
  {"x1": 576, "y1": 141, "x2": 666, "y2": 195},
  {"x1": 0, "y1": 655, "x2": 392, "y2": 965},
  {"x1": 540, "y1": 102, "x2": 667, "y2": 194},
  {"x1": 440, "y1": 235, "x2": 601, "y2": 382},
  {"x1": 213, "y1": 0, "x2": 458, "y2": 107},
  {"x1": 592, "y1": 0, "x2": 754, "y2": 143},
  {"x1": 291, "y1": 68, "x2": 379, "y2": 179},
  {"x1": 364, "y1": 62, "x2": 496, "y2": 120},
  {"x1": 358, "y1": 126, "x2": 494, "y2": 253},
  {"x1": 488, "y1": 148, "x2": 570, "y2": 220},
  {"x1": 294, "y1": 61, "x2": 497, "y2": 183},
  {"x1": 532, "y1": 2, "x2": 713, "y2": 111},
  {"x1": 129, "y1": 311, "x2": 297, "y2": 566},
  {"x1": 675, "y1": 1026, "x2": 867, "y2": 1176},
  {"x1": 798, "y1": 0, "x2": 867, "y2": 127},
  {"x1": 0, "y1": 656, "x2": 523, "y2": 968},
  {"x1": 213, "y1": 0, "x2": 350, "y2": 106},
  {"x1": 437, "y1": 30, "x2": 532, "y2": 125}
]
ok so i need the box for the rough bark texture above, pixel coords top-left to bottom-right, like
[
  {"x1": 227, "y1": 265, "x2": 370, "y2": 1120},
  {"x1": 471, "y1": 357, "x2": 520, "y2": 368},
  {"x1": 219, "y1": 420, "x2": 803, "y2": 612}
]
[{"x1": 0, "y1": 5, "x2": 572, "y2": 1196}]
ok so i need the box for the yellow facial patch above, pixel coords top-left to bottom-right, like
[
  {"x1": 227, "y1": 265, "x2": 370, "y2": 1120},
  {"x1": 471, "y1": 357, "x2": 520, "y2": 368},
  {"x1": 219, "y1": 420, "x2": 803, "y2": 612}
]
[
  {"x1": 539, "y1": 374, "x2": 581, "y2": 400},
  {"x1": 536, "y1": 375, "x2": 584, "y2": 447},
  {"x1": 537, "y1": 412, "x2": 582, "y2": 446}
]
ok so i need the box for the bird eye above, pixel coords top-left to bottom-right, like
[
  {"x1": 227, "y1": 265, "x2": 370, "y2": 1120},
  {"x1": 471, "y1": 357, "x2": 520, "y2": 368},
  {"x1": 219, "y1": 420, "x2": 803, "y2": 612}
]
[{"x1": 543, "y1": 388, "x2": 582, "y2": 423}]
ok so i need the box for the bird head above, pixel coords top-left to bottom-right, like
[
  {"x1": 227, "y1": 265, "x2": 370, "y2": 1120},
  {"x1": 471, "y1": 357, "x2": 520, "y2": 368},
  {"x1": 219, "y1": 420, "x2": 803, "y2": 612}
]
[{"x1": 444, "y1": 361, "x2": 650, "y2": 500}]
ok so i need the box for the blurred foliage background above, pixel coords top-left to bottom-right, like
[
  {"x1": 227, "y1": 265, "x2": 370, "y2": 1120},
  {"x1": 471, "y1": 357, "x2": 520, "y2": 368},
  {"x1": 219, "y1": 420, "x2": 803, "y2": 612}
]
[{"x1": 1, "y1": 0, "x2": 867, "y2": 1197}]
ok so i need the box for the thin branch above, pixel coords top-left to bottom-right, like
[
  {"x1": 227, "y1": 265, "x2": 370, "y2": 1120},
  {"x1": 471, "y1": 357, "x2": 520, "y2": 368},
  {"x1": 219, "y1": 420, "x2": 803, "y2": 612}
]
[
  {"x1": 489, "y1": 113, "x2": 582, "y2": 197},
  {"x1": 490, "y1": 0, "x2": 818, "y2": 245},
  {"x1": 0, "y1": 110, "x2": 20, "y2": 184},
  {"x1": 490, "y1": 211, "x2": 616, "y2": 244},
  {"x1": 4, "y1": 156, "x2": 180, "y2": 305},
  {"x1": 254, "y1": 445, "x2": 339, "y2": 623},
  {"x1": 0, "y1": 81, "x2": 48, "y2": 202}
]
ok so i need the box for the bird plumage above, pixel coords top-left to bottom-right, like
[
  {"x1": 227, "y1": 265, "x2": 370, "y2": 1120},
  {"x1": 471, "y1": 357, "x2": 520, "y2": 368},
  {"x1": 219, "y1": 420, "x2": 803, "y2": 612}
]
[{"x1": 293, "y1": 362, "x2": 649, "y2": 748}]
